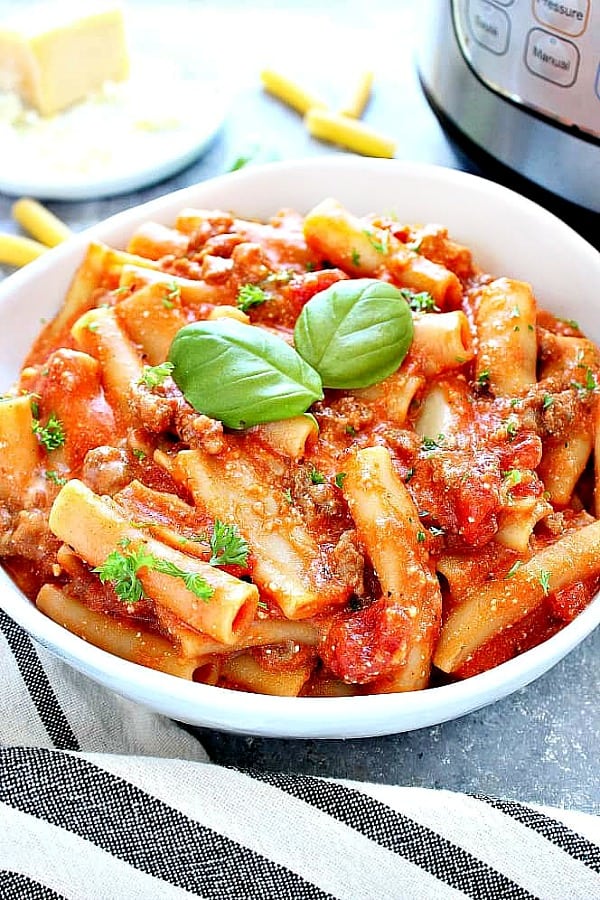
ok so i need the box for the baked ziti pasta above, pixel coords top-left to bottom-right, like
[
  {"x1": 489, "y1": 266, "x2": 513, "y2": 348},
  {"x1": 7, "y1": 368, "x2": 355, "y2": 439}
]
[{"x1": 1, "y1": 198, "x2": 600, "y2": 697}]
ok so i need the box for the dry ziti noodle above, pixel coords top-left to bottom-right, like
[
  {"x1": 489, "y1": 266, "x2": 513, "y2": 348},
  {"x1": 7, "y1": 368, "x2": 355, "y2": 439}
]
[{"x1": 2, "y1": 197, "x2": 600, "y2": 697}]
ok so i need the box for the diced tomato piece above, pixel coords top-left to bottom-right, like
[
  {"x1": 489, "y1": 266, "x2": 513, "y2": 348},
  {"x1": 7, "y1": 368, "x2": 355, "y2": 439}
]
[
  {"x1": 548, "y1": 581, "x2": 591, "y2": 623},
  {"x1": 321, "y1": 599, "x2": 412, "y2": 684},
  {"x1": 454, "y1": 469, "x2": 502, "y2": 545},
  {"x1": 506, "y1": 469, "x2": 545, "y2": 500},
  {"x1": 440, "y1": 451, "x2": 502, "y2": 547},
  {"x1": 285, "y1": 269, "x2": 349, "y2": 313},
  {"x1": 495, "y1": 432, "x2": 543, "y2": 471}
]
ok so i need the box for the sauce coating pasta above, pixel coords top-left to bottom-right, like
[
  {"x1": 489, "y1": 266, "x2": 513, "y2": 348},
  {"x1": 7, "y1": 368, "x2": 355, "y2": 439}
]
[{"x1": 2, "y1": 199, "x2": 600, "y2": 697}]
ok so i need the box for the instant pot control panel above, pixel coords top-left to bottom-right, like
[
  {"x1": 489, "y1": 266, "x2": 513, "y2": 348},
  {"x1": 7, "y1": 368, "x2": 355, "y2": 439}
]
[{"x1": 452, "y1": 0, "x2": 600, "y2": 138}]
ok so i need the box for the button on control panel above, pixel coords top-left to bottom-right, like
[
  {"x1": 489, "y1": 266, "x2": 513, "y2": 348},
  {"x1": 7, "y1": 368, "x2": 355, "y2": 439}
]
[
  {"x1": 453, "y1": 0, "x2": 600, "y2": 137},
  {"x1": 468, "y1": 0, "x2": 511, "y2": 54},
  {"x1": 532, "y1": 0, "x2": 589, "y2": 38},
  {"x1": 525, "y1": 28, "x2": 579, "y2": 87}
]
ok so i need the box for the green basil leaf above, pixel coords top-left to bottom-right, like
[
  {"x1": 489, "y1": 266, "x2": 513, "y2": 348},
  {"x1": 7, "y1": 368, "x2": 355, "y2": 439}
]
[
  {"x1": 169, "y1": 319, "x2": 323, "y2": 430},
  {"x1": 293, "y1": 278, "x2": 414, "y2": 389}
]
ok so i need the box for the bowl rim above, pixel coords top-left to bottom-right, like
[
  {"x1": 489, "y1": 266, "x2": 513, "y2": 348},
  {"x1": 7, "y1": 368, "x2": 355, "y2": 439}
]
[
  {"x1": 1, "y1": 156, "x2": 599, "y2": 738},
  {"x1": 2, "y1": 156, "x2": 599, "y2": 283}
]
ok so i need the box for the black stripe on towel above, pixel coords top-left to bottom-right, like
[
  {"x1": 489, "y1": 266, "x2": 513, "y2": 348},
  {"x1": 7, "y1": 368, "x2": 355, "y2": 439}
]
[
  {"x1": 0, "y1": 747, "x2": 334, "y2": 900},
  {"x1": 246, "y1": 769, "x2": 538, "y2": 900},
  {"x1": 0, "y1": 870, "x2": 68, "y2": 900},
  {"x1": 472, "y1": 795, "x2": 600, "y2": 873},
  {"x1": 0, "y1": 610, "x2": 79, "y2": 752}
]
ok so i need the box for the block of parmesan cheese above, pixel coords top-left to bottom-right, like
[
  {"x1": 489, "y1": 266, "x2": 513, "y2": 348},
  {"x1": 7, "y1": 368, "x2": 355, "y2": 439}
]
[{"x1": 0, "y1": 2, "x2": 129, "y2": 117}]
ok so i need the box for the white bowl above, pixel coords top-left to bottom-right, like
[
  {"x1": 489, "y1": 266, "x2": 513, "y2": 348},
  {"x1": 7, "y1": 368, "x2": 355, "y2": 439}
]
[{"x1": 1, "y1": 157, "x2": 599, "y2": 738}]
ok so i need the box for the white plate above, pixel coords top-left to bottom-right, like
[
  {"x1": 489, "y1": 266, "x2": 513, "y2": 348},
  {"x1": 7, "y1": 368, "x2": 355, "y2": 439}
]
[
  {"x1": 0, "y1": 75, "x2": 227, "y2": 201},
  {"x1": 1, "y1": 157, "x2": 599, "y2": 738}
]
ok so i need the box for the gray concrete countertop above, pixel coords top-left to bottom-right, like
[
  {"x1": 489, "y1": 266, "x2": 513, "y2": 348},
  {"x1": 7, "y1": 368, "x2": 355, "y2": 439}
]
[{"x1": 1, "y1": 0, "x2": 598, "y2": 813}]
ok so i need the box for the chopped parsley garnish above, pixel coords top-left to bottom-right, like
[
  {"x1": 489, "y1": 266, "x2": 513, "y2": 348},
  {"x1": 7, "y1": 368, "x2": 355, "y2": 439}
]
[
  {"x1": 94, "y1": 545, "x2": 214, "y2": 604},
  {"x1": 505, "y1": 561, "x2": 523, "y2": 579},
  {"x1": 363, "y1": 228, "x2": 389, "y2": 255},
  {"x1": 503, "y1": 469, "x2": 522, "y2": 490},
  {"x1": 477, "y1": 369, "x2": 490, "y2": 386},
  {"x1": 162, "y1": 283, "x2": 180, "y2": 308},
  {"x1": 138, "y1": 361, "x2": 174, "y2": 388},
  {"x1": 558, "y1": 317, "x2": 579, "y2": 330},
  {"x1": 351, "y1": 249, "x2": 361, "y2": 267},
  {"x1": 264, "y1": 269, "x2": 295, "y2": 286},
  {"x1": 229, "y1": 156, "x2": 251, "y2": 172},
  {"x1": 45, "y1": 470, "x2": 67, "y2": 486},
  {"x1": 32, "y1": 412, "x2": 66, "y2": 451},
  {"x1": 345, "y1": 424, "x2": 357, "y2": 436},
  {"x1": 404, "y1": 467, "x2": 415, "y2": 483},
  {"x1": 208, "y1": 520, "x2": 249, "y2": 567},
  {"x1": 539, "y1": 569, "x2": 551, "y2": 596},
  {"x1": 151, "y1": 559, "x2": 215, "y2": 596},
  {"x1": 305, "y1": 261, "x2": 316, "y2": 272},
  {"x1": 542, "y1": 394, "x2": 554, "y2": 410},
  {"x1": 505, "y1": 416, "x2": 519, "y2": 439},
  {"x1": 569, "y1": 369, "x2": 595, "y2": 392},
  {"x1": 421, "y1": 435, "x2": 443, "y2": 451},
  {"x1": 283, "y1": 487, "x2": 293, "y2": 504},
  {"x1": 237, "y1": 283, "x2": 268, "y2": 312},
  {"x1": 228, "y1": 146, "x2": 261, "y2": 172},
  {"x1": 398, "y1": 288, "x2": 438, "y2": 313},
  {"x1": 132, "y1": 448, "x2": 146, "y2": 460},
  {"x1": 309, "y1": 466, "x2": 326, "y2": 484},
  {"x1": 416, "y1": 530, "x2": 426, "y2": 543},
  {"x1": 334, "y1": 472, "x2": 347, "y2": 489}
]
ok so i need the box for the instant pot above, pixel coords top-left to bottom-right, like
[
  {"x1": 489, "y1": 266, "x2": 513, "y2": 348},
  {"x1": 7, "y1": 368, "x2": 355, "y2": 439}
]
[{"x1": 418, "y1": 0, "x2": 600, "y2": 213}]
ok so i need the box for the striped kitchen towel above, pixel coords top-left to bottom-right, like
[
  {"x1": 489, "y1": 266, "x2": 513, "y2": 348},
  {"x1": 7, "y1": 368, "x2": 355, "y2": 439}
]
[{"x1": 1, "y1": 608, "x2": 599, "y2": 900}]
